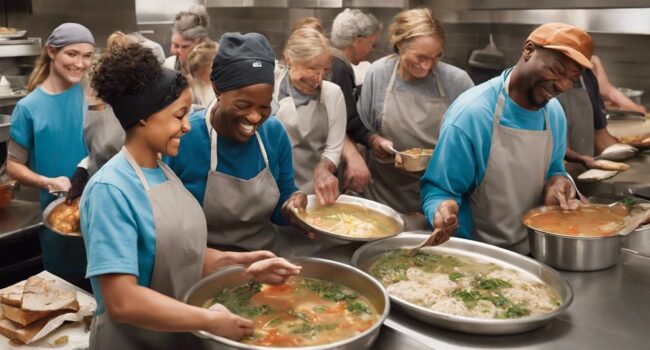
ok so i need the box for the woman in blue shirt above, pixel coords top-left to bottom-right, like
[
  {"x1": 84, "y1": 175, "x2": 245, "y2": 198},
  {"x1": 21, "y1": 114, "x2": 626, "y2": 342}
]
[
  {"x1": 167, "y1": 32, "x2": 307, "y2": 252},
  {"x1": 82, "y1": 43, "x2": 300, "y2": 349},
  {"x1": 7, "y1": 23, "x2": 95, "y2": 286}
]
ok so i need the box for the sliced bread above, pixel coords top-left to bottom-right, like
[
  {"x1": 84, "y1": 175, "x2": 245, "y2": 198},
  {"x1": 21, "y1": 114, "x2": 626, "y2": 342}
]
[
  {"x1": 21, "y1": 277, "x2": 79, "y2": 313},
  {"x1": 594, "y1": 159, "x2": 630, "y2": 171},
  {"x1": 0, "y1": 310, "x2": 68, "y2": 344},
  {"x1": 0, "y1": 282, "x2": 25, "y2": 307},
  {"x1": 0, "y1": 303, "x2": 51, "y2": 327}
]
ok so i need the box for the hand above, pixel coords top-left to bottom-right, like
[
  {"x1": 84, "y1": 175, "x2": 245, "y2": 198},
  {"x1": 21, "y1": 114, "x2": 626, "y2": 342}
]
[
  {"x1": 368, "y1": 134, "x2": 394, "y2": 159},
  {"x1": 432, "y1": 200, "x2": 459, "y2": 243},
  {"x1": 281, "y1": 191, "x2": 307, "y2": 221},
  {"x1": 234, "y1": 250, "x2": 276, "y2": 266},
  {"x1": 313, "y1": 166, "x2": 339, "y2": 205},
  {"x1": 204, "y1": 303, "x2": 254, "y2": 340},
  {"x1": 66, "y1": 167, "x2": 89, "y2": 204},
  {"x1": 41, "y1": 176, "x2": 71, "y2": 193},
  {"x1": 580, "y1": 156, "x2": 599, "y2": 169},
  {"x1": 342, "y1": 152, "x2": 371, "y2": 193},
  {"x1": 544, "y1": 176, "x2": 580, "y2": 211},
  {"x1": 244, "y1": 257, "x2": 302, "y2": 285},
  {"x1": 394, "y1": 153, "x2": 404, "y2": 170}
]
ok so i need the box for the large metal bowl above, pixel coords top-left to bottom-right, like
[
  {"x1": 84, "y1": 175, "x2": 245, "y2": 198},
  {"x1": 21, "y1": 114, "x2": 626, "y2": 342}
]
[
  {"x1": 351, "y1": 233, "x2": 573, "y2": 335},
  {"x1": 42, "y1": 196, "x2": 82, "y2": 238},
  {"x1": 293, "y1": 194, "x2": 404, "y2": 242},
  {"x1": 182, "y1": 257, "x2": 390, "y2": 350}
]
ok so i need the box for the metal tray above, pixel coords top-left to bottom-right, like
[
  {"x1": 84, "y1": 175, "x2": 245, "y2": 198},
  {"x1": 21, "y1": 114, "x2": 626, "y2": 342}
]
[
  {"x1": 293, "y1": 194, "x2": 404, "y2": 242},
  {"x1": 0, "y1": 30, "x2": 27, "y2": 39},
  {"x1": 351, "y1": 233, "x2": 573, "y2": 335},
  {"x1": 42, "y1": 196, "x2": 82, "y2": 238},
  {"x1": 594, "y1": 143, "x2": 637, "y2": 161}
]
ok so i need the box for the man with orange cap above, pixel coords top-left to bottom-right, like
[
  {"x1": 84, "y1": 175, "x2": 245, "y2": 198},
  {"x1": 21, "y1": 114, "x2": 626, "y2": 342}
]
[{"x1": 420, "y1": 23, "x2": 592, "y2": 254}]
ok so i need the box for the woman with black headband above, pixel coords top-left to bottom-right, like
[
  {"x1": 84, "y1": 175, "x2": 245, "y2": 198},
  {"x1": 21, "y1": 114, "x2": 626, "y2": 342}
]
[
  {"x1": 166, "y1": 32, "x2": 309, "y2": 253},
  {"x1": 80, "y1": 43, "x2": 300, "y2": 349}
]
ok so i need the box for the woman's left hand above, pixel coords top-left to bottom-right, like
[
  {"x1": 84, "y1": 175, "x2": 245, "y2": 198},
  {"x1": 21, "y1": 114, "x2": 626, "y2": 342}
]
[
  {"x1": 244, "y1": 258, "x2": 302, "y2": 285},
  {"x1": 281, "y1": 191, "x2": 307, "y2": 221}
]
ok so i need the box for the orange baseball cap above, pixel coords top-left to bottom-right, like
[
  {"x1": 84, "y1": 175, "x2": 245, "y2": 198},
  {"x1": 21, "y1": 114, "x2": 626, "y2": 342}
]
[{"x1": 527, "y1": 23, "x2": 593, "y2": 69}]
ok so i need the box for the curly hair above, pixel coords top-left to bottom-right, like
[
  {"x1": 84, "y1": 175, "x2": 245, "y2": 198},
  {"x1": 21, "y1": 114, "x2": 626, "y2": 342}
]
[{"x1": 91, "y1": 43, "x2": 171, "y2": 105}]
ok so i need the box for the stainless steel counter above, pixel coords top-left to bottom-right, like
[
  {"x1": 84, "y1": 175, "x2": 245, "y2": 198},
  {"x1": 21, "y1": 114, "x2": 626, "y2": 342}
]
[
  {"x1": 0, "y1": 198, "x2": 42, "y2": 241},
  {"x1": 317, "y1": 242, "x2": 650, "y2": 350},
  {"x1": 581, "y1": 151, "x2": 650, "y2": 197}
]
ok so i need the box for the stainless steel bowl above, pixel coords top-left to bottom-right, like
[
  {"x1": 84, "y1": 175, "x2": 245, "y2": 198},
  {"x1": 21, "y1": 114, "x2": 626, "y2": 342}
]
[
  {"x1": 396, "y1": 148, "x2": 432, "y2": 172},
  {"x1": 351, "y1": 233, "x2": 573, "y2": 335},
  {"x1": 293, "y1": 194, "x2": 404, "y2": 242},
  {"x1": 622, "y1": 223, "x2": 650, "y2": 256},
  {"x1": 182, "y1": 257, "x2": 390, "y2": 350},
  {"x1": 523, "y1": 205, "x2": 627, "y2": 271},
  {"x1": 42, "y1": 196, "x2": 82, "y2": 237}
]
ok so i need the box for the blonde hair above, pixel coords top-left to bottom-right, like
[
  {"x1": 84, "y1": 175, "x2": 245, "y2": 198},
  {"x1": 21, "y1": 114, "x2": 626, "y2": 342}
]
[
  {"x1": 106, "y1": 31, "x2": 135, "y2": 50},
  {"x1": 291, "y1": 17, "x2": 324, "y2": 34},
  {"x1": 186, "y1": 40, "x2": 218, "y2": 77},
  {"x1": 389, "y1": 8, "x2": 445, "y2": 53},
  {"x1": 284, "y1": 27, "x2": 335, "y2": 64},
  {"x1": 27, "y1": 48, "x2": 56, "y2": 92}
]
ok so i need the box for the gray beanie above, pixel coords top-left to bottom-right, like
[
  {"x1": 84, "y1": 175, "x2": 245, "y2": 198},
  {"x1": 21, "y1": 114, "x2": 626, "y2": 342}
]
[{"x1": 46, "y1": 23, "x2": 95, "y2": 48}]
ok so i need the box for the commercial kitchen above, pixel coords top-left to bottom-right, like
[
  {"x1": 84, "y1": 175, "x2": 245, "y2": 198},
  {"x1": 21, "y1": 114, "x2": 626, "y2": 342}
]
[{"x1": 0, "y1": 0, "x2": 649, "y2": 349}]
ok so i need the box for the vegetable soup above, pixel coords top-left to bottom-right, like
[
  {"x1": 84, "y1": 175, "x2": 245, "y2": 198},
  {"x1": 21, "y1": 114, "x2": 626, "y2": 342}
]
[
  {"x1": 296, "y1": 203, "x2": 401, "y2": 239},
  {"x1": 524, "y1": 205, "x2": 629, "y2": 237}
]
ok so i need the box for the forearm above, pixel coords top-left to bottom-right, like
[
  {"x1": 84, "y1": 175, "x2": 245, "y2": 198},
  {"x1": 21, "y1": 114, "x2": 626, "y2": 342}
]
[
  {"x1": 315, "y1": 157, "x2": 336, "y2": 176},
  {"x1": 594, "y1": 128, "x2": 619, "y2": 155},
  {"x1": 6, "y1": 158, "x2": 46, "y2": 188},
  {"x1": 202, "y1": 249, "x2": 239, "y2": 276},
  {"x1": 564, "y1": 147, "x2": 589, "y2": 165},
  {"x1": 341, "y1": 136, "x2": 362, "y2": 164}
]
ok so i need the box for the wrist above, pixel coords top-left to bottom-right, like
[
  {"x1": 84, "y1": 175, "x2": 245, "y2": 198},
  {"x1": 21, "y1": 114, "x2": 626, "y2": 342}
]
[{"x1": 37, "y1": 175, "x2": 49, "y2": 189}]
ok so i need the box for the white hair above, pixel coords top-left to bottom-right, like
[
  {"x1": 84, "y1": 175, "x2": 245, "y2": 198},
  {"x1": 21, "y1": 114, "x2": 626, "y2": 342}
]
[
  {"x1": 330, "y1": 9, "x2": 383, "y2": 49},
  {"x1": 172, "y1": 4, "x2": 210, "y2": 41}
]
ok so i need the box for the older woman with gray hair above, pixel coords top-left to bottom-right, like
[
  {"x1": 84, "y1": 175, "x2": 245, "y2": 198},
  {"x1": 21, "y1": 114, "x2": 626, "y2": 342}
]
[
  {"x1": 328, "y1": 9, "x2": 383, "y2": 193},
  {"x1": 164, "y1": 4, "x2": 211, "y2": 74}
]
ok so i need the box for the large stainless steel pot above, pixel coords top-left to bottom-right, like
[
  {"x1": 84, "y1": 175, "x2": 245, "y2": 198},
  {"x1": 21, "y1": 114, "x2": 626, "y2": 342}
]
[
  {"x1": 622, "y1": 223, "x2": 650, "y2": 256},
  {"x1": 182, "y1": 257, "x2": 390, "y2": 350},
  {"x1": 351, "y1": 233, "x2": 573, "y2": 335}
]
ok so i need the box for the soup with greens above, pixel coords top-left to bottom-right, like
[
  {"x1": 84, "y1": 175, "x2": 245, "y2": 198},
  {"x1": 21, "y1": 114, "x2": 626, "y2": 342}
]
[
  {"x1": 296, "y1": 203, "x2": 401, "y2": 239},
  {"x1": 203, "y1": 277, "x2": 379, "y2": 347},
  {"x1": 369, "y1": 249, "x2": 561, "y2": 319}
]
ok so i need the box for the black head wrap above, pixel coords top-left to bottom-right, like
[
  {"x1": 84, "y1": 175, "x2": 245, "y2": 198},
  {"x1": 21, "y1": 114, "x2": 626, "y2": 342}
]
[
  {"x1": 111, "y1": 68, "x2": 185, "y2": 130},
  {"x1": 211, "y1": 32, "x2": 275, "y2": 92}
]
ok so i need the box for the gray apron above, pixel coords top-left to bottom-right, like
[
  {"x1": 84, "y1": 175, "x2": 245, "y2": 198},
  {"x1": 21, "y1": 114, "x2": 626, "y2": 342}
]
[
  {"x1": 83, "y1": 105, "x2": 125, "y2": 176},
  {"x1": 89, "y1": 148, "x2": 209, "y2": 350},
  {"x1": 556, "y1": 76, "x2": 594, "y2": 175},
  {"x1": 202, "y1": 101, "x2": 280, "y2": 252},
  {"x1": 274, "y1": 71, "x2": 347, "y2": 256},
  {"x1": 469, "y1": 74, "x2": 553, "y2": 254},
  {"x1": 364, "y1": 57, "x2": 449, "y2": 230}
]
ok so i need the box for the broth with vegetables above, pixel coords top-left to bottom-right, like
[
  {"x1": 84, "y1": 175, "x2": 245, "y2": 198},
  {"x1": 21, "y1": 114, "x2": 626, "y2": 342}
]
[
  {"x1": 401, "y1": 148, "x2": 433, "y2": 158},
  {"x1": 369, "y1": 249, "x2": 561, "y2": 319},
  {"x1": 296, "y1": 203, "x2": 401, "y2": 239},
  {"x1": 202, "y1": 277, "x2": 379, "y2": 347},
  {"x1": 524, "y1": 205, "x2": 629, "y2": 237}
]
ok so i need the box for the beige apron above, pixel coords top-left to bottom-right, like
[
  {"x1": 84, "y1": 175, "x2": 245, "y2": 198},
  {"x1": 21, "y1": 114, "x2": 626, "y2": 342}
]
[
  {"x1": 274, "y1": 72, "x2": 347, "y2": 256},
  {"x1": 469, "y1": 74, "x2": 553, "y2": 254},
  {"x1": 556, "y1": 76, "x2": 594, "y2": 175},
  {"x1": 83, "y1": 106, "x2": 125, "y2": 176},
  {"x1": 364, "y1": 57, "x2": 449, "y2": 229},
  {"x1": 202, "y1": 102, "x2": 280, "y2": 252},
  {"x1": 89, "y1": 148, "x2": 210, "y2": 350}
]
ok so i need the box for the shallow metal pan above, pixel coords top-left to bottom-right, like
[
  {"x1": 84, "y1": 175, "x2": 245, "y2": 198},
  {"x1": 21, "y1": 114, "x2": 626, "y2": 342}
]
[
  {"x1": 42, "y1": 195, "x2": 82, "y2": 238},
  {"x1": 351, "y1": 233, "x2": 573, "y2": 335}
]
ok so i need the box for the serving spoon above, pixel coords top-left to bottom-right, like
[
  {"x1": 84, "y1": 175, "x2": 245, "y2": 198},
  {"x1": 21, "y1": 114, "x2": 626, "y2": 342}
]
[
  {"x1": 407, "y1": 228, "x2": 441, "y2": 257},
  {"x1": 565, "y1": 173, "x2": 589, "y2": 204}
]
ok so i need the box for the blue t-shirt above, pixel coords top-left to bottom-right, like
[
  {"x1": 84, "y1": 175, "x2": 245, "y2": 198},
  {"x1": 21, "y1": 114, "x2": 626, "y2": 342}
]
[
  {"x1": 81, "y1": 152, "x2": 167, "y2": 315},
  {"x1": 420, "y1": 68, "x2": 567, "y2": 239},
  {"x1": 165, "y1": 111, "x2": 298, "y2": 225},
  {"x1": 10, "y1": 83, "x2": 88, "y2": 209}
]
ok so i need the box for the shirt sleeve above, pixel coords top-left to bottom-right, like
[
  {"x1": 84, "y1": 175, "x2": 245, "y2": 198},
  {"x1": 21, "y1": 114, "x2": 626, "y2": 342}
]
[
  {"x1": 546, "y1": 105, "x2": 568, "y2": 179},
  {"x1": 583, "y1": 70, "x2": 608, "y2": 130},
  {"x1": 82, "y1": 183, "x2": 140, "y2": 279},
  {"x1": 321, "y1": 85, "x2": 346, "y2": 167},
  {"x1": 420, "y1": 124, "x2": 478, "y2": 226},
  {"x1": 9, "y1": 103, "x2": 34, "y2": 159},
  {"x1": 270, "y1": 125, "x2": 299, "y2": 226}
]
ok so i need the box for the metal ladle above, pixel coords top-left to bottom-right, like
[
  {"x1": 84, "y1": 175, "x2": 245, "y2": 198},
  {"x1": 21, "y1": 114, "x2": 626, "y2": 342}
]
[
  {"x1": 566, "y1": 173, "x2": 589, "y2": 204},
  {"x1": 407, "y1": 228, "x2": 441, "y2": 257}
]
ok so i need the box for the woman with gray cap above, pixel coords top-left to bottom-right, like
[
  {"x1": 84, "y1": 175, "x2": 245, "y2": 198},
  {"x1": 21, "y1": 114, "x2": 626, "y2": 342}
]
[
  {"x1": 7, "y1": 23, "x2": 95, "y2": 287},
  {"x1": 164, "y1": 4, "x2": 211, "y2": 74},
  {"x1": 81, "y1": 43, "x2": 300, "y2": 349},
  {"x1": 167, "y1": 32, "x2": 309, "y2": 253}
]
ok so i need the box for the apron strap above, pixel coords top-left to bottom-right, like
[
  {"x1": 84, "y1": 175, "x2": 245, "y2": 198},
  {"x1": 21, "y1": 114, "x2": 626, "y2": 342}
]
[
  {"x1": 122, "y1": 146, "x2": 170, "y2": 192},
  {"x1": 579, "y1": 75, "x2": 587, "y2": 91},
  {"x1": 386, "y1": 55, "x2": 399, "y2": 93}
]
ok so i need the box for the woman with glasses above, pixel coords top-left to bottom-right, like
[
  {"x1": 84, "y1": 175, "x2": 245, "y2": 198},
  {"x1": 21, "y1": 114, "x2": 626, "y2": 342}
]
[{"x1": 357, "y1": 8, "x2": 474, "y2": 230}]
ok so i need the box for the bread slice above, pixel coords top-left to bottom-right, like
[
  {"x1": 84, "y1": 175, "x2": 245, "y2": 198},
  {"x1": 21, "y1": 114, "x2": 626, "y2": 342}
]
[
  {"x1": 20, "y1": 277, "x2": 79, "y2": 313},
  {"x1": 0, "y1": 303, "x2": 51, "y2": 327},
  {"x1": 0, "y1": 282, "x2": 25, "y2": 307},
  {"x1": 0, "y1": 310, "x2": 69, "y2": 344},
  {"x1": 594, "y1": 159, "x2": 630, "y2": 171}
]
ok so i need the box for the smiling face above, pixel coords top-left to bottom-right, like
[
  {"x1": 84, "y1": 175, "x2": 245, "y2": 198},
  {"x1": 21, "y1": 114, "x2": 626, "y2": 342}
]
[
  {"x1": 287, "y1": 51, "x2": 332, "y2": 95},
  {"x1": 139, "y1": 88, "x2": 193, "y2": 157},
  {"x1": 397, "y1": 35, "x2": 444, "y2": 80},
  {"x1": 212, "y1": 83, "x2": 274, "y2": 143},
  {"x1": 48, "y1": 43, "x2": 94, "y2": 86},
  {"x1": 170, "y1": 33, "x2": 199, "y2": 66},
  {"x1": 519, "y1": 43, "x2": 583, "y2": 108}
]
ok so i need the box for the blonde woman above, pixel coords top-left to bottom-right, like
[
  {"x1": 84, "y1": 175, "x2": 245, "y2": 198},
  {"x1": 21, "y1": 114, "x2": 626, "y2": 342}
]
[
  {"x1": 164, "y1": 4, "x2": 211, "y2": 74},
  {"x1": 185, "y1": 40, "x2": 218, "y2": 108},
  {"x1": 272, "y1": 27, "x2": 346, "y2": 255},
  {"x1": 358, "y1": 8, "x2": 474, "y2": 229},
  {"x1": 7, "y1": 23, "x2": 95, "y2": 287}
]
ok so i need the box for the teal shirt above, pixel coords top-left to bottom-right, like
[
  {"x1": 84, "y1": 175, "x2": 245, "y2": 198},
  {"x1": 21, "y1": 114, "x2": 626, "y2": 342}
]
[
  {"x1": 10, "y1": 83, "x2": 88, "y2": 276},
  {"x1": 420, "y1": 68, "x2": 568, "y2": 239},
  {"x1": 81, "y1": 152, "x2": 167, "y2": 315}
]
